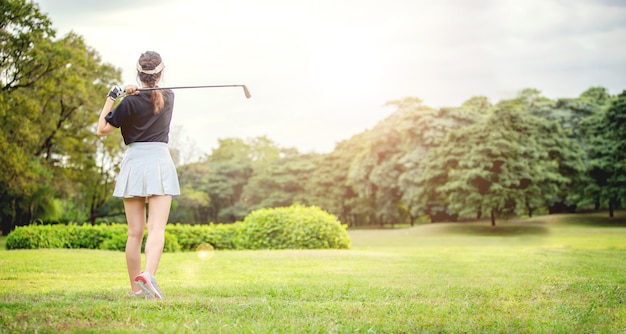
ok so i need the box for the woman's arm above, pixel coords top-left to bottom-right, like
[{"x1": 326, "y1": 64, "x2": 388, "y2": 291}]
[
  {"x1": 96, "y1": 97, "x2": 116, "y2": 136},
  {"x1": 96, "y1": 85, "x2": 138, "y2": 137}
]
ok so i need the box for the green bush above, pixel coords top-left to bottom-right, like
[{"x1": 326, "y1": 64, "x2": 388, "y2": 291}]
[
  {"x1": 100, "y1": 229, "x2": 181, "y2": 252},
  {"x1": 166, "y1": 222, "x2": 242, "y2": 251},
  {"x1": 5, "y1": 226, "x2": 37, "y2": 250},
  {"x1": 6, "y1": 224, "x2": 180, "y2": 252},
  {"x1": 236, "y1": 205, "x2": 351, "y2": 249},
  {"x1": 66, "y1": 224, "x2": 123, "y2": 249},
  {"x1": 6, "y1": 205, "x2": 351, "y2": 251},
  {"x1": 6, "y1": 225, "x2": 68, "y2": 250}
]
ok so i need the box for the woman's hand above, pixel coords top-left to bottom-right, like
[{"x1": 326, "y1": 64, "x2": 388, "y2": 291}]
[
  {"x1": 125, "y1": 85, "x2": 139, "y2": 95},
  {"x1": 107, "y1": 85, "x2": 140, "y2": 101},
  {"x1": 107, "y1": 85, "x2": 126, "y2": 100}
]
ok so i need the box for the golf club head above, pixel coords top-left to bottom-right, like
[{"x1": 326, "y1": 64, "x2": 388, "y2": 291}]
[{"x1": 242, "y1": 85, "x2": 251, "y2": 99}]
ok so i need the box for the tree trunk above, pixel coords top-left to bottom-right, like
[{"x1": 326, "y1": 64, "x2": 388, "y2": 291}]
[
  {"x1": 490, "y1": 211, "x2": 496, "y2": 227},
  {"x1": 609, "y1": 199, "x2": 615, "y2": 218},
  {"x1": 0, "y1": 210, "x2": 13, "y2": 236}
]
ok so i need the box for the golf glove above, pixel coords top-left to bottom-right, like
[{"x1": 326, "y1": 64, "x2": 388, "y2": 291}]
[{"x1": 107, "y1": 85, "x2": 126, "y2": 100}]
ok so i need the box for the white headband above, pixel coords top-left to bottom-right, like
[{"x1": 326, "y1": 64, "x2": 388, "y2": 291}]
[{"x1": 137, "y1": 61, "x2": 164, "y2": 75}]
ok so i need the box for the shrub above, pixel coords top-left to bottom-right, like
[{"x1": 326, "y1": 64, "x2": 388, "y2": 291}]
[
  {"x1": 6, "y1": 224, "x2": 180, "y2": 252},
  {"x1": 5, "y1": 226, "x2": 37, "y2": 250},
  {"x1": 66, "y1": 223, "x2": 123, "y2": 249},
  {"x1": 100, "y1": 229, "x2": 181, "y2": 252},
  {"x1": 6, "y1": 225, "x2": 68, "y2": 250},
  {"x1": 236, "y1": 205, "x2": 351, "y2": 249},
  {"x1": 166, "y1": 222, "x2": 242, "y2": 251},
  {"x1": 6, "y1": 205, "x2": 351, "y2": 251}
]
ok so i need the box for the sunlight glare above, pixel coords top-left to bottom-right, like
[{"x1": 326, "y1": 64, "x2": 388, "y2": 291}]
[{"x1": 311, "y1": 33, "x2": 386, "y2": 97}]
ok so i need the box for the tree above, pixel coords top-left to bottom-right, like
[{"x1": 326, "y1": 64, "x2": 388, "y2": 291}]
[
  {"x1": 1, "y1": 1, "x2": 122, "y2": 233},
  {"x1": 399, "y1": 96, "x2": 489, "y2": 222},
  {"x1": 520, "y1": 88, "x2": 607, "y2": 213},
  {"x1": 173, "y1": 161, "x2": 212, "y2": 223},
  {"x1": 304, "y1": 133, "x2": 367, "y2": 227},
  {"x1": 417, "y1": 93, "x2": 583, "y2": 226},
  {"x1": 553, "y1": 87, "x2": 613, "y2": 211},
  {"x1": 175, "y1": 136, "x2": 291, "y2": 223},
  {"x1": 241, "y1": 153, "x2": 319, "y2": 215},
  {"x1": 1, "y1": 0, "x2": 55, "y2": 92},
  {"x1": 582, "y1": 91, "x2": 626, "y2": 217}
]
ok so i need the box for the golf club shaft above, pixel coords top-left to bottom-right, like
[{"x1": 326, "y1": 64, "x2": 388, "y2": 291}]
[{"x1": 138, "y1": 84, "x2": 251, "y2": 99}]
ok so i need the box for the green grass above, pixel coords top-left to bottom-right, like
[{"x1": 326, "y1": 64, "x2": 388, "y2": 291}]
[{"x1": 1, "y1": 213, "x2": 625, "y2": 333}]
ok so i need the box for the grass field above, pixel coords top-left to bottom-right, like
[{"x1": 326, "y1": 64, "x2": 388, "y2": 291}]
[{"x1": 1, "y1": 212, "x2": 625, "y2": 333}]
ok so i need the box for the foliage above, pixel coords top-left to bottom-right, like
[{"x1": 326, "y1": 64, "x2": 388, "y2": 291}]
[
  {"x1": 100, "y1": 230, "x2": 181, "y2": 253},
  {"x1": 166, "y1": 223, "x2": 243, "y2": 250},
  {"x1": 175, "y1": 136, "x2": 287, "y2": 223},
  {"x1": 5, "y1": 223, "x2": 180, "y2": 252},
  {"x1": 415, "y1": 92, "x2": 586, "y2": 225},
  {"x1": 241, "y1": 153, "x2": 320, "y2": 212},
  {"x1": 5, "y1": 205, "x2": 351, "y2": 250},
  {"x1": 0, "y1": 0, "x2": 123, "y2": 235},
  {"x1": 303, "y1": 134, "x2": 367, "y2": 226},
  {"x1": 581, "y1": 90, "x2": 626, "y2": 216},
  {"x1": 236, "y1": 205, "x2": 351, "y2": 249}
]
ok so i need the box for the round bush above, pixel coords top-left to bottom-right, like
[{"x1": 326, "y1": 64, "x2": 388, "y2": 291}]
[{"x1": 237, "y1": 205, "x2": 351, "y2": 250}]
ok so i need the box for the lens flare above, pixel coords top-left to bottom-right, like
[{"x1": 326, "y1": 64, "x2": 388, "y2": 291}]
[{"x1": 196, "y1": 243, "x2": 215, "y2": 260}]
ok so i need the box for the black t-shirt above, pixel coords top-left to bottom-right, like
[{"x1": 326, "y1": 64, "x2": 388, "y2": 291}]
[{"x1": 104, "y1": 89, "x2": 175, "y2": 145}]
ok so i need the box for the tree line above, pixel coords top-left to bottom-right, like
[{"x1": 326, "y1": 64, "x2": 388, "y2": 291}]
[
  {"x1": 174, "y1": 88, "x2": 623, "y2": 228},
  {"x1": 1, "y1": 1, "x2": 625, "y2": 235}
]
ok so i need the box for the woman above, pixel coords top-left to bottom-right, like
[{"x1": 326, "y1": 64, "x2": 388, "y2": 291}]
[{"x1": 97, "y1": 51, "x2": 179, "y2": 299}]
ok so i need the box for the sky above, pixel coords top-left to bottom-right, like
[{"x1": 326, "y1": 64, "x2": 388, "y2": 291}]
[{"x1": 35, "y1": 0, "x2": 626, "y2": 157}]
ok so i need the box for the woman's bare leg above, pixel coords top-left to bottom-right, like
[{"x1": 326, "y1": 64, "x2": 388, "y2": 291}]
[
  {"x1": 144, "y1": 195, "x2": 172, "y2": 276},
  {"x1": 124, "y1": 197, "x2": 147, "y2": 292}
]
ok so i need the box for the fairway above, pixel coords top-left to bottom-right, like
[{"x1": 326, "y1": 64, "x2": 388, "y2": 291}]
[{"x1": 0, "y1": 213, "x2": 625, "y2": 333}]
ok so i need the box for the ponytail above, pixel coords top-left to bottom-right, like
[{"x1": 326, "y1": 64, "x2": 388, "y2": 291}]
[{"x1": 150, "y1": 90, "x2": 165, "y2": 114}]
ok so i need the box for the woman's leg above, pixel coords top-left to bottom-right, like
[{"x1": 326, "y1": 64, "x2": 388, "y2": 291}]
[
  {"x1": 124, "y1": 197, "x2": 147, "y2": 292},
  {"x1": 144, "y1": 195, "x2": 172, "y2": 276}
]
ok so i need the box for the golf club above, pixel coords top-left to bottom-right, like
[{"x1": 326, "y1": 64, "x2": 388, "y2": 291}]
[{"x1": 138, "y1": 84, "x2": 251, "y2": 99}]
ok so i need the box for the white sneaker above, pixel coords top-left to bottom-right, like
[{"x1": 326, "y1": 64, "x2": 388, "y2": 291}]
[{"x1": 134, "y1": 272, "x2": 164, "y2": 299}]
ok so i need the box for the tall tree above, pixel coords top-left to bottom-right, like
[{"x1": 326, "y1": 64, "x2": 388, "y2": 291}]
[
  {"x1": 1, "y1": 1, "x2": 122, "y2": 233},
  {"x1": 173, "y1": 161, "x2": 212, "y2": 224},
  {"x1": 582, "y1": 91, "x2": 626, "y2": 217},
  {"x1": 346, "y1": 98, "x2": 437, "y2": 226},
  {"x1": 417, "y1": 93, "x2": 583, "y2": 226},
  {"x1": 175, "y1": 136, "x2": 290, "y2": 223},
  {"x1": 241, "y1": 152, "x2": 319, "y2": 216},
  {"x1": 399, "y1": 96, "x2": 489, "y2": 222},
  {"x1": 304, "y1": 132, "x2": 367, "y2": 227},
  {"x1": 555, "y1": 87, "x2": 613, "y2": 210}
]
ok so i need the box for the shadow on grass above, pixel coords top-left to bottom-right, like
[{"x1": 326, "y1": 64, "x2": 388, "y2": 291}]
[
  {"x1": 559, "y1": 214, "x2": 626, "y2": 227},
  {"x1": 436, "y1": 222, "x2": 550, "y2": 237}
]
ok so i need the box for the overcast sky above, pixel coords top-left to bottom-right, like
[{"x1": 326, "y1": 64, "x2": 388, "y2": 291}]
[{"x1": 35, "y1": 0, "x2": 626, "y2": 155}]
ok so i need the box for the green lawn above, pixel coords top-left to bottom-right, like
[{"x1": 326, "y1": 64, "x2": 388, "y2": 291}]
[{"x1": 1, "y1": 213, "x2": 625, "y2": 333}]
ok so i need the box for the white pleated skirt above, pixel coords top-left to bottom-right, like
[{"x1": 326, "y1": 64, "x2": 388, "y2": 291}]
[{"x1": 113, "y1": 142, "x2": 181, "y2": 198}]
